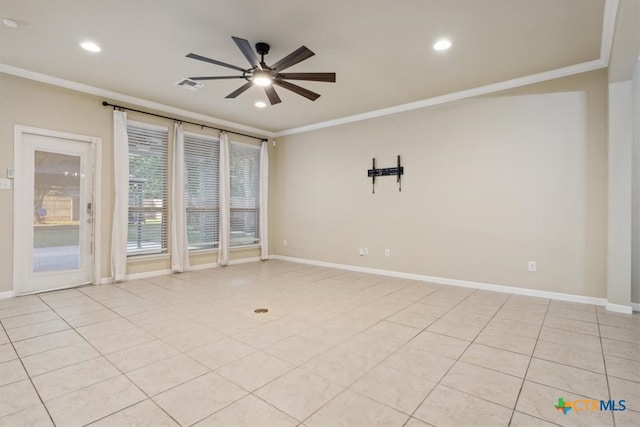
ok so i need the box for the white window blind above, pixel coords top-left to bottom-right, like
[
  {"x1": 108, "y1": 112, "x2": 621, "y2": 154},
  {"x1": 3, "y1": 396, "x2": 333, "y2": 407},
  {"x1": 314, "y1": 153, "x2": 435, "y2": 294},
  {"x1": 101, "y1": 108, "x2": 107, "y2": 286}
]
[
  {"x1": 230, "y1": 142, "x2": 260, "y2": 247},
  {"x1": 184, "y1": 133, "x2": 219, "y2": 250},
  {"x1": 127, "y1": 122, "x2": 169, "y2": 255}
]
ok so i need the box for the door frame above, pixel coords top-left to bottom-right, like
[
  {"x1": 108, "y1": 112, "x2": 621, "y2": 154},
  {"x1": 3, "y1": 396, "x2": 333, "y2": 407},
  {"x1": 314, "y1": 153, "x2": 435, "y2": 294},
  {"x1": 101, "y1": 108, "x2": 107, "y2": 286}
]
[{"x1": 13, "y1": 125, "x2": 103, "y2": 295}]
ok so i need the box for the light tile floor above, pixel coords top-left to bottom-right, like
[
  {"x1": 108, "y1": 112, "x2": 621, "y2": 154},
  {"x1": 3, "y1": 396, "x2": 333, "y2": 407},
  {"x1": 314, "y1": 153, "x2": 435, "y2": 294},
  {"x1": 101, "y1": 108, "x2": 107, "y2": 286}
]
[{"x1": 1, "y1": 260, "x2": 639, "y2": 426}]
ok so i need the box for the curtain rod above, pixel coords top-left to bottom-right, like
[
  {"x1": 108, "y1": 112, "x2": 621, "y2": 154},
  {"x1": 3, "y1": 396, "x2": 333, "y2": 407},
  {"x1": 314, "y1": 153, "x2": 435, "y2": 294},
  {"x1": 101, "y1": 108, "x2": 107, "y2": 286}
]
[{"x1": 102, "y1": 101, "x2": 267, "y2": 142}]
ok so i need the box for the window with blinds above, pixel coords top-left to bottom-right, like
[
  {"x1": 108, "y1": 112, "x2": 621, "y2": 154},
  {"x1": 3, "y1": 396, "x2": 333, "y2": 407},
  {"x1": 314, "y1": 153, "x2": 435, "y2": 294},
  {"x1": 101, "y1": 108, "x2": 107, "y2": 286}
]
[
  {"x1": 127, "y1": 122, "x2": 169, "y2": 255},
  {"x1": 230, "y1": 142, "x2": 260, "y2": 247},
  {"x1": 184, "y1": 133, "x2": 219, "y2": 250}
]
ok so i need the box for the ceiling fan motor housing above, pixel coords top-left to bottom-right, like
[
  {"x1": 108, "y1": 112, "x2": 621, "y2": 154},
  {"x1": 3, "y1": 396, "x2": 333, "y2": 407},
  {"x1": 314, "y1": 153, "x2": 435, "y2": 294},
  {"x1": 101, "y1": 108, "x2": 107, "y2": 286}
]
[{"x1": 256, "y1": 42, "x2": 270, "y2": 56}]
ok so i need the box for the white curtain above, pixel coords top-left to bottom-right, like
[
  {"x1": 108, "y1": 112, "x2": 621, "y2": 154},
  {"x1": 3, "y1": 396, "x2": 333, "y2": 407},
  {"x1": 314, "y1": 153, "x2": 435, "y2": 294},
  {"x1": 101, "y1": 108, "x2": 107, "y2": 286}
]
[
  {"x1": 111, "y1": 110, "x2": 129, "y2": 282},
  {"x1": 259, "y1": 140, "x2": 269, "y2": 260},
  {"x1": 217, "y1": 132, "x2": 230, "y2": 266},
  {"x1": 171, "y1": 123, "x2": 189, "y2": 272}
]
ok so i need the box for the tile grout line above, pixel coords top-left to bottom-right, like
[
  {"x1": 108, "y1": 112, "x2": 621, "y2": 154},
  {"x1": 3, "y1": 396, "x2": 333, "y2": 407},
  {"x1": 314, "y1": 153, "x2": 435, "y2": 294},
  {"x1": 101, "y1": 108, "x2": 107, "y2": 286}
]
[
  {"x1": 83, "y1": 399, "x2": 181, "y2": 427},
  {"x1": 1, "y1": 289, "x2": 133, "y2": 346},
  {"x1": 248, "y1": 281, "x2": 429, "y2": 424},
  {"x1": 88, "y1": 267, "x2": 360, "y2": 425},
  {"x1": 288, "y1": 284, "x2": 466, "y2": 425},
  {"x1": 596, "y1": 306, "x2": 617, "y2": 427},
  {"x1": 399, "y1": 289, "x2": 509, "y2": 425},
  {"x1": 0, "y1": 314, "x2": 57, "y2": 426},
  {"x1": 171, "y1": 267, "x2": 386, "y2": 425},
  {"x1": 30, "y1": 290, "x2": 183, "y2": 426},
  {"x1": 507, "y1": 296, "x2": 551, "y2": 426},
  {"x1": 79, "y1": 281, "x2": 256, "y2": 426},
  {"x1": 50, "y1": 274, "x2": 299, "y2": 425}
]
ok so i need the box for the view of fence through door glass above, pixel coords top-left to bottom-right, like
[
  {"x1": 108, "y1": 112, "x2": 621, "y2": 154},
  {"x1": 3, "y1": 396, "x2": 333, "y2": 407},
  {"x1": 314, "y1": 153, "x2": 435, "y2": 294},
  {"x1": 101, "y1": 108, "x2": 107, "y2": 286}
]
[{"x1": 33, "y1": 150, "x2": 82, "y2": 272}]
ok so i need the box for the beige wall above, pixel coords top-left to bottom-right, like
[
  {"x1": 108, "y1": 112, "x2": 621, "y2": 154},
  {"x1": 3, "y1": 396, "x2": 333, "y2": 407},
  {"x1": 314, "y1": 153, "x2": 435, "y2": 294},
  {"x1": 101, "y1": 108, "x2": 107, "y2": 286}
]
[
  {"x1": 0, "y1": 73, "x2": 264, "y2": 293},
  {"x1": 272, "y1": 70, "x2": 608, "y2": 298},
  {"x1": 608, "y1": 79, "x2": 633, "y2": 307}
]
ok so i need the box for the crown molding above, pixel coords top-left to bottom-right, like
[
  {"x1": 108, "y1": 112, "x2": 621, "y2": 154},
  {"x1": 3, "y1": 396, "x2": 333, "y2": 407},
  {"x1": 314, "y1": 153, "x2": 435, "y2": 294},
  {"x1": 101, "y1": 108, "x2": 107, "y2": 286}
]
[
  {"x1": 275, "y1": 0, "x2": 619, "y2": 137},
  {"x1": 0, "y1": 64, "x2": 276, "y2": 139},
  {"x1": 275, "y1": 59, "x2": 607, "y2": 137},
  {"x1": 600, "y1": 0, "x2": 619, "y2": 65}
]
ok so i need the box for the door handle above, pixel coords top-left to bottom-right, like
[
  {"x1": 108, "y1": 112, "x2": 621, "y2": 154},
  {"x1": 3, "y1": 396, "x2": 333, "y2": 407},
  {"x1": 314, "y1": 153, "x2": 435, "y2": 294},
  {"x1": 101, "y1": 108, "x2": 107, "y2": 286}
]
[{"x1": 87, "y1": 202, "x2": 93, "y2": 223}]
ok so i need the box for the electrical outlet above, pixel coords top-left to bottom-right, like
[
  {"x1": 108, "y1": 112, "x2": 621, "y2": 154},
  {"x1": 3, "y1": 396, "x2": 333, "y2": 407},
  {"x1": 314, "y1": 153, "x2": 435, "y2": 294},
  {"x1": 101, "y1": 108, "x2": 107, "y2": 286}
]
[
  {"x1": 363, "y1": 248, "x2": 368, "y2": 255},
  {"x1": 528, "y1": 261, "x2": 537, "y2": 272},
  {"x1": 384, "y1": 249, "x2": 391, "y2": 257},
  {"x1": 283, "y1": 239, "x2": 288, "y2": 247},
  {"x1": 359, "y1": 248, "x2": 364, "y2": 256}
]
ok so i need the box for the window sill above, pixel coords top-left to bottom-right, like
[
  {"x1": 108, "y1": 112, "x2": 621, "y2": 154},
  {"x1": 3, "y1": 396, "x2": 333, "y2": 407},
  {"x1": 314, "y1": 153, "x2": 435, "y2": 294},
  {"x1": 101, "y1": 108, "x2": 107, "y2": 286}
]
[
  {"x1": 127, "y1": 253, "x2": 170, "y2": 263},
  {"x1": 231, "y1": 244, "x2": 260, "y2": 251},
  {"x1": 189, "y1": 244, "x2": 260, "y2": 255},
  {"x1": 188, "y1": 248, "x2": 219, "y2": 255},
  {"x1": 125, "y1": 246, "x2": 259, "y2": 262}
]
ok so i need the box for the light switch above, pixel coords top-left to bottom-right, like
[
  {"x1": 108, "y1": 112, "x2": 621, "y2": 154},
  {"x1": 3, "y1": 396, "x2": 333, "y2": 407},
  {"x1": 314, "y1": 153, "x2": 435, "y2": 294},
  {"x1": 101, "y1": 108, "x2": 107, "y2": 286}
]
[{"x1": 0, "y1": 178, "x2": 11, "y2": 190}]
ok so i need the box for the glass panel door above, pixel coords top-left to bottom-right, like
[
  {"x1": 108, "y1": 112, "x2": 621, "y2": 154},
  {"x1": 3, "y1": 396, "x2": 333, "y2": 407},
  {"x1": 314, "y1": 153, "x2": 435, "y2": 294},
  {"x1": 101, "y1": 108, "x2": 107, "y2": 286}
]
[{"x1": 15, "y1": 131, "x2": 94, "y2": 294}]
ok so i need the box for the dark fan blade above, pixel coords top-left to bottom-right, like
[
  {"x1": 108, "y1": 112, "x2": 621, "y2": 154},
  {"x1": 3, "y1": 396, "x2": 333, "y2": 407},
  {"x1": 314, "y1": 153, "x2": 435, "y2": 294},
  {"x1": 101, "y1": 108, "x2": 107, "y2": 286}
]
[
  {"x1": 271, "y1": 46, "x2": 315, "y2": 71},
  {"x1": 278, "y1": 72, "x2": 336, "y2": 82},
  {"x1": 264, "y1": 86, "x2": 281, "y2": 105},
  {"x1": 232, "y1": 36, "x2": 261, "y2": 69},
  {"x1": 274, "y1": 80, "x2": 320, "y2": 101},
  {"x1": 225, "y1": 82, "x2": 253, "y2": 99},
  {"x1": 186, "y1": 53, "x2": 246, "y2": 72},
  {"x1": 189, "y1": 76, "x2": 245, "y2": 81}
]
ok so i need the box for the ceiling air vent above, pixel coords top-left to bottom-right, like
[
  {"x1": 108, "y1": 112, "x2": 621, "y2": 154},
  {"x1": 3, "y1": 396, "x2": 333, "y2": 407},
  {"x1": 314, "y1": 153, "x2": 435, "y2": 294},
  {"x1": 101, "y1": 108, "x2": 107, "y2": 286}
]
[{"x1": 176, "y1": 78, "x2": 204, "y2": 91}]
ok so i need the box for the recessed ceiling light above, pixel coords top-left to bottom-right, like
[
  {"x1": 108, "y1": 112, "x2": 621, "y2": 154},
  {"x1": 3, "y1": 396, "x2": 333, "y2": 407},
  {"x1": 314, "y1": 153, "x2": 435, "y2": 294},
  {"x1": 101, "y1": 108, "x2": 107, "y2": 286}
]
[
  {"x1": 254, "y1": 101, "x2": 267, "y2": 108},
  {"x1": 3, "y1": 18, "x2": 18, "y2": 28},
  {"x1": 433, "y1": 39, "x2": 452, "y2": 51},
  {"x1": 80, "y1": 41, "x2": 101, "y2": 53}
]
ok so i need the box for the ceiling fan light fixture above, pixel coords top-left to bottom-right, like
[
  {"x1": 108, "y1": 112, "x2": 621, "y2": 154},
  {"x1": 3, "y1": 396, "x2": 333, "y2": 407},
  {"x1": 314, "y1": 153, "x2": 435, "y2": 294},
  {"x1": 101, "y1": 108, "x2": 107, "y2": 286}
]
[
  {"x1": 433, "y1": 39, "x2": 452, "y2": 51},
  {"x1": 254, "y1": 101, "x2": 267, "y2": 108},
  {"x1": 252, "y1": 70, "x2": 272, "y2": 87}
]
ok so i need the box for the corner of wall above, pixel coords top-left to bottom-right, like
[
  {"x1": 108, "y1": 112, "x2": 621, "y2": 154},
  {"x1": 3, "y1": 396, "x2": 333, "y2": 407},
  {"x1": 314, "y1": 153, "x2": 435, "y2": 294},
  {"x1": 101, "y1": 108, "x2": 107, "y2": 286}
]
[{"x1": 631, "y1": 58, "x2": 640, "y2": 304}]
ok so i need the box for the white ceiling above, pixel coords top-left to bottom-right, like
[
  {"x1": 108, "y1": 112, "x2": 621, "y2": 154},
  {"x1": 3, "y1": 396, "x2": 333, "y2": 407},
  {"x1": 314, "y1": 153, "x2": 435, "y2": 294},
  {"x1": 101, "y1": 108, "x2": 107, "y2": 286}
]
[{"x1": 0, "y1": 0, "x2": 623, "y2": 135}]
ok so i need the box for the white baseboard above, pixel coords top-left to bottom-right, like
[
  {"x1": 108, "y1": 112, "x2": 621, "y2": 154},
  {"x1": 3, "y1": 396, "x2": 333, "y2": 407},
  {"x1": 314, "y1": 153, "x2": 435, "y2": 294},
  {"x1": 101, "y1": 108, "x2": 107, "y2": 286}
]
[
  {"x1": 185, "y1": 262, "x2": 220, "y2": 271},
  {"x1": 270, "y1": 255, "x2": 609, "y2": 307},
  {"x1": 605, "y1": 303, "x2": 633, "y2": 314},
  {"x1": 631, "y1": 302, "x2": 640, "y2": 312},
  {"x1": 0, "y1": 291, "x2": 16, "y2": 300},
  {"x1": 120, "y1": 257, "x2": 260, "y2": 279},
  {"x1": 125, "y1": 269, "x2": 172, "y2": 281},
  {"x1": 185, "y1": 257, "x2": 261, "y2": 271},
  {"x1": 229, "y1": 256, "x2": 262, "y2": 265}
]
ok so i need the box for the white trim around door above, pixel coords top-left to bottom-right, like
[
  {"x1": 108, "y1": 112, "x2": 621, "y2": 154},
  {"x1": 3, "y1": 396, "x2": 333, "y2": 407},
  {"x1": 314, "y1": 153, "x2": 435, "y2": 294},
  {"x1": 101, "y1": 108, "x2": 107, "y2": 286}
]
[{"x1": 13, "y1": 125, "x2": 102, "y2": 295}]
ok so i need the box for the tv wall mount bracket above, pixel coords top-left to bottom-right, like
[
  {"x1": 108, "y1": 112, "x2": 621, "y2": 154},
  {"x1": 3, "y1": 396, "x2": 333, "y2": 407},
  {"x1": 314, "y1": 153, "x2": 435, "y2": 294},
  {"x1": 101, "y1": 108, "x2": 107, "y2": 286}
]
[{"x1": 368, "y1": 155, "x2": 403, "y2": 193}]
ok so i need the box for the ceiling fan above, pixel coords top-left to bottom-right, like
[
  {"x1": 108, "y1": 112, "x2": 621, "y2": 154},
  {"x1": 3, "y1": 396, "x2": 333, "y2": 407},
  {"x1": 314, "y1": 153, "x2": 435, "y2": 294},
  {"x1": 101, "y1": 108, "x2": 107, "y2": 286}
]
[{"x1": 186, "y1": 36, "x2": 336, "y2": 105}]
